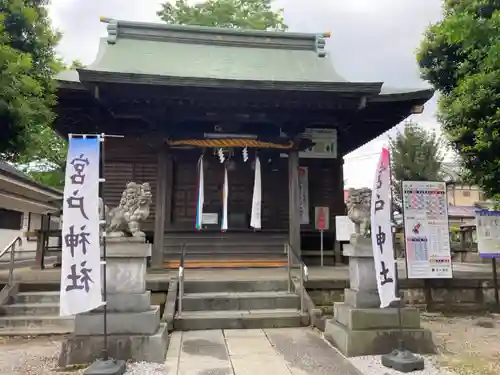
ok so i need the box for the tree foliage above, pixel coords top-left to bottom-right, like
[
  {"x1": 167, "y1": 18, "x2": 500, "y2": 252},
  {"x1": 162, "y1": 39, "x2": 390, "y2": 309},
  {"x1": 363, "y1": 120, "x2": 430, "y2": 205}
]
[
  {"x1": 0, "y1": 0, "x2": 61, "y2": 160},
  {"x1": 390, "y1": 122, "x2": 445, "y2": 213},
  {"x1": 417, "y1": 0, "x2": 500, "y2": 200},
  {"x1": 157, "y1": 0, "x2": 287, "y2": 31}
]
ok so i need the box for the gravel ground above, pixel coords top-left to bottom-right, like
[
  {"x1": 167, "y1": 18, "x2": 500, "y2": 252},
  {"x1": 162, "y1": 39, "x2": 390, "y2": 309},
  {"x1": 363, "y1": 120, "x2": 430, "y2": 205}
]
[
  {"x1": 349, "y1": 355, "x2": 457, "y2": 375},
  {"x1": 421, "y1": 312, "x2": 500, "y2": 375},
  {"x1": 348, "y1": 312, "x2": 500, "y2": 375},
  {"x1": 0, "y1": 336, "x2": 169, "y2": 375}
]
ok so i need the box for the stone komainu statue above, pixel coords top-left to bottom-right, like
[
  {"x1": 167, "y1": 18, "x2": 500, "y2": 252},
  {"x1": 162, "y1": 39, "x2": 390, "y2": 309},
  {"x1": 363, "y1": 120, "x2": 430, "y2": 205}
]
[
  {"x1": 104, "y1": 182, "x2": 153, "y2": 238},
  {"x1": 345, "y1": 187, "x2": 372, "y2": 237}
]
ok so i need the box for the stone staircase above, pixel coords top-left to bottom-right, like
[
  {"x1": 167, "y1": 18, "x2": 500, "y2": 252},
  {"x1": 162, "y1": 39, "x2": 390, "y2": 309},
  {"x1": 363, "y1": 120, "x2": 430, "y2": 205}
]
[
  {"x1": 0, "y1": 289, "x2": 73, "y2": 336},
  {"x1": 174, "y1": 279, "x2": 309, "y2": 330}
]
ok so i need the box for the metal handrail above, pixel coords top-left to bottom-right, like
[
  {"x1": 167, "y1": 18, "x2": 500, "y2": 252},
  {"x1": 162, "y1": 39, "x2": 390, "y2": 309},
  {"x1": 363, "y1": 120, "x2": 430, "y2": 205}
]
[
  {"x1": 177, "y1": 242, "x2": 187, "y2": 316},
  {"x1": 284, "y1": 242, "x2": 308, "y2": 314},
  {"x1": 0, "y1": 236, "x2": 22, "y2": 290}
]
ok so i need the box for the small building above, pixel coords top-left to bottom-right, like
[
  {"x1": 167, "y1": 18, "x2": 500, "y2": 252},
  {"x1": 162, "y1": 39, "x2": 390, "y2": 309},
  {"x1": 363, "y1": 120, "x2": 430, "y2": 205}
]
[
  {"x1": 0, "y1": 162, "x2": 61, "y2": 265},
  {"x1": 54, "y1": 18, "x2": 433, "y2": 269}
]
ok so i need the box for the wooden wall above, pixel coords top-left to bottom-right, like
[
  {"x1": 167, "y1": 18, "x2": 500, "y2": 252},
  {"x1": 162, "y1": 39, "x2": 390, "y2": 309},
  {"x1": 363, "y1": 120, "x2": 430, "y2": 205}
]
[
  {"x1": 167, "y1": 152, "x2": 343, "y2": 232},
  {"x1": 103, "y1": 138, "x2": 158, "y2": 232}
]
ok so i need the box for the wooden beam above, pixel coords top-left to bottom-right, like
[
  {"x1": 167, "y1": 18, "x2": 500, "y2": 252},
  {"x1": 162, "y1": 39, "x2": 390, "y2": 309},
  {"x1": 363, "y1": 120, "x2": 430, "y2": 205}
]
[
  {"x1": 288, "y1": 149, "x2": 301, "y2": 258},
  {"x1": 152, "y1": 146, "x2": 168, "y2": 268}
]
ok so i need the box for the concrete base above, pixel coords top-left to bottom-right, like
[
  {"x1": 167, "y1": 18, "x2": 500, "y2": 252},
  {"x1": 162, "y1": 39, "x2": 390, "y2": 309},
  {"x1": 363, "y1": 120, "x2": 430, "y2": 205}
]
[
  {"x1": 58, "y1": 323, "x2": 169, "y2": 367},
  {"x1": 83, "y1": 359, "x2": 126, "y2": 375},
  {"x1": 324, "y1": 303, "x2": 435, "y2": 357},
  {"x1": 381, "y1": 349, "x2": 425, "y2": 373},
  {"x1": 74, "y1": 306, "x2": 161, "y2": 335}
]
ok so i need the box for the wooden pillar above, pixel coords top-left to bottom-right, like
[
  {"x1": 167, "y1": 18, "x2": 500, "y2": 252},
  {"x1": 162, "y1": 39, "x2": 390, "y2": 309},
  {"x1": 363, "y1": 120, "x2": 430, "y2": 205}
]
[
  {"x1": 288, "y1": 149, "x2": 301, "y2": 257},
  {"x1": 152, "y1": 147, "x2": 168, "y2": 268},
  {"x1": 335, "y1": 158, "x2": 345, "y2": 265}
]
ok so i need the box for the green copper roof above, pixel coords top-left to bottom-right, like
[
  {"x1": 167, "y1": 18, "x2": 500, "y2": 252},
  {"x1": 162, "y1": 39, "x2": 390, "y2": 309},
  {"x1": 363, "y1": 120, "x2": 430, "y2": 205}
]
[{"x1": 82, "y1": 18, "x2": 347, "y2": 83}]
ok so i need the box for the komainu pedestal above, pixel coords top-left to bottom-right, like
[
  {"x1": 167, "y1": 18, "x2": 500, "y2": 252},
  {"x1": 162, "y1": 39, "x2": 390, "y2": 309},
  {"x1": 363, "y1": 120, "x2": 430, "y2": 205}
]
[
  {"x1": 324, "y1": 234, "x2": 435, "y2": 357},
  {"x1": 58, "y1": 238, "x2": 169, "y2": 367}
]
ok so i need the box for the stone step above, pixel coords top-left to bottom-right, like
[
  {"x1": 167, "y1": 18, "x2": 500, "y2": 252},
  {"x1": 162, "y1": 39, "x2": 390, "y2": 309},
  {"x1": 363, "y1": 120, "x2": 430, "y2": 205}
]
[
  {"x1": 0, "y1": 302, "x2": 60, "y2": 316},
  {"x1": 164, "y1": 247, "x2": 285, "y2": 255},
  {"x1": 163, "y1": 232, "x2": 287, "y2": 241},
  {"x1": 184, "y1": 279, "x2": 289, "y2": 294},
  {"x1": 0, "y1": 315, "x2": 74, "y2": 330},
  {"x1": 181, "y1": 291, "x2": 299, "y2": 311},
  {"x1": 0, "y1": 326, "x2": 72, "y2": 337},
  {"x1": 12, "y1": 291, "x2": 60, "y2": 304},
  {"x1": 174, "y1": 308, "x2": 308, "y2": 330}
]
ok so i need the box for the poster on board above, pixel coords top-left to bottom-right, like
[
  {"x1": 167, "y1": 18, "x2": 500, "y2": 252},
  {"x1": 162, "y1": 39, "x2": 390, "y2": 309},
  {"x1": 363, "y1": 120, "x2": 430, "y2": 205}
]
[
  {"x1": 476, "y1": 210, "x2": 500, "y2": 258},
  {"x1": 402, "y1": 181, "x2": 453, "y2": 279}
]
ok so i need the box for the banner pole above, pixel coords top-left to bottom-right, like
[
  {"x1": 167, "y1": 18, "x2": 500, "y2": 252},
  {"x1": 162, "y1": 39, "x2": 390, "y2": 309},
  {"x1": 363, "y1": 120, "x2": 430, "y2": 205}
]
[
  {"x1": 82, "y1": 133, "x2": 125, "y2": 375},
  {"x1": 381, "y1": 150, "x2": 424, "y2": 372},
  {"x1": 99, "y1": 134, "x2": 109, "y2": 361},
  {"x1": 320, "y1": 230, "x2": 324, "y2": 267}
]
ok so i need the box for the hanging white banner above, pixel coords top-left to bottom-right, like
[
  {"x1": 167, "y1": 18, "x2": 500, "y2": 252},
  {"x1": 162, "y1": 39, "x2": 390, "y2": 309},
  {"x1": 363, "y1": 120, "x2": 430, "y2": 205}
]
[
  {"x1": 60, "y1": 137, "x2": 103, "y2": 317},
  {"x1": 195, "y1": 155, "x2": 204, "y2": 230},
  {"x1": 370, "y1": 148, "x2": 398, "y2": 308},
  {"x1": 250, "y1": 157, "x2": 262, "y2": 229},
  {"x1": 221, "y1": 165, "x2": 228, "y2": 232}
]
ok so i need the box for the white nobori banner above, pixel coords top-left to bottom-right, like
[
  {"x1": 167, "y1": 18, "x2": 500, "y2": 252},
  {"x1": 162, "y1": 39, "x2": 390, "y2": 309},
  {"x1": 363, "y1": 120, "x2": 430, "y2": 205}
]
[
  {"x1": 370, "y1": 147, "x2": 398, "y2": 308},
  {"x1": 60, "y1": 137, "x2": 103, "y2": 316}
]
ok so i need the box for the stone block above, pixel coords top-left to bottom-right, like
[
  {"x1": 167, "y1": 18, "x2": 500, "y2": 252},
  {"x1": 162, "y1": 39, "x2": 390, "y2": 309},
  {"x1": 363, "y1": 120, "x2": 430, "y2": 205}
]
[
  {"x1": 74, "y1": 306, "x2": 160, "y2": 335},
  {"x1": 344, "y1": 235, "x2": 373, "y2": 257},
  {"x1": 333, "y1": 303, "x2": 421, "y2": 330},
  {"x1": 348, "y1": 257, "x2": 377, "y2": 291},
  {"x1": 324, "y1": 319, "x2": 435, "y2": 357},
  {"x1": 58, "y1": 323, "x2": 169, "y2": 367},
  {"x1": 104, "y1": 238, "x2": 151, "y2": 258},
  {"x1": 105, "y1": 258, "x2": 147, "y2": 294},
  {"x1": 344, "y1": 288, "x2": 380, "y2": 308},
  {"x1": 94, "y1": 292, "x2": 151, "y2": 313}
]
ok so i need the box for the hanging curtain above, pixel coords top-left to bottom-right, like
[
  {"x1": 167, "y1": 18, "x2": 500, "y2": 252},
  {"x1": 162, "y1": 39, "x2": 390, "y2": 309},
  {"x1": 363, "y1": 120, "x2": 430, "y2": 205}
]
[
  {"x1": 221, "y1": 165, "x2": 229, "y2": 232},
  {"x1": 195, "y1": 155, "x2": 204, "y2": 230},
  {"x1": 250, "y1": 156, "x2": 262, "y2": 230}
]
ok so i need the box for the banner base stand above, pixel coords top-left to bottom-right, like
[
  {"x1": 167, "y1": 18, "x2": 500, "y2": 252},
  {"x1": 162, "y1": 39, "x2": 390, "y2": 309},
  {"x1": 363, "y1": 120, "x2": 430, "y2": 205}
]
[
  {"x1": 83, "y1": 359, "x2": 126, "y2": 375},
  {"x1": 381, "y1": 348, "x2": 425, "y2": 373}
]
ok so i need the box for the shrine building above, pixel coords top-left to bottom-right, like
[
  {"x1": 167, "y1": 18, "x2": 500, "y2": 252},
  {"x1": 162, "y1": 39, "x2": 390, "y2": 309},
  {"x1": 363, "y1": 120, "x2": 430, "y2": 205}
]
[{"x1": 54, "y1": 18, "x2": 433, "y2": 269}]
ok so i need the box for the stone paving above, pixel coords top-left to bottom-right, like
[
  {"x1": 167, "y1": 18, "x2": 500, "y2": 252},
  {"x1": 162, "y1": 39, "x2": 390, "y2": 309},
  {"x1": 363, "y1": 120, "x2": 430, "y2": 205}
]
[{"x1": 165, "y1": 327, "x2": 363, "y2": 375}]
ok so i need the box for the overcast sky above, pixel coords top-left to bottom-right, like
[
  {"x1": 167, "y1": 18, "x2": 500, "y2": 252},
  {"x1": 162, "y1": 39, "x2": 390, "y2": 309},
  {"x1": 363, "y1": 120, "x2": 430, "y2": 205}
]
[{"x1": 48, "y1": 0, "x2": 444, "y2": 188}]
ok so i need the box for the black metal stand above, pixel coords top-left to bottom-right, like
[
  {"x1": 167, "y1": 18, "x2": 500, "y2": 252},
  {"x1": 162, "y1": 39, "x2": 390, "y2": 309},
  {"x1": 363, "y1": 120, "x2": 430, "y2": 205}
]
[
  {"x1": 84, "y1": 134, "x2": 126, "y2": 375},
  {"x1": 381, "y1": 262, "x2": 424, "y2": 373},
  {"x1": 493, "y1": 258, "x2": 499, "y2": 310}
]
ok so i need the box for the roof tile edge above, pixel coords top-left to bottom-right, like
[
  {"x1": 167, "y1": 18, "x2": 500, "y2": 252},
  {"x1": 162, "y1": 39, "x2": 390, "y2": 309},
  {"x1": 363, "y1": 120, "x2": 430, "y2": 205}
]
[{"x1": 100, "y1": 17, "x2": 329, "y2": 54}]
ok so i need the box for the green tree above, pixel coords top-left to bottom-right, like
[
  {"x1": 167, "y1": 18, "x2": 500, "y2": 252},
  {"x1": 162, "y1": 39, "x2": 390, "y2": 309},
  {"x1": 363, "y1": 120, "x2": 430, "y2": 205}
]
[
  {"x1": 390, "y1": 122, "x2": 445, "y2": 213},
  {"x1": 157, "y1": 0, "x2": 287, "y2": 31},
  {"x1": 417, "y1": 1, "x2": 500, "y2": 200},
  {"x1": 70, "y1": 59, "x2": 85, "y2": 70},
  {"x1": 0, "y1": 0, "x2": 61, "y2": 160}
]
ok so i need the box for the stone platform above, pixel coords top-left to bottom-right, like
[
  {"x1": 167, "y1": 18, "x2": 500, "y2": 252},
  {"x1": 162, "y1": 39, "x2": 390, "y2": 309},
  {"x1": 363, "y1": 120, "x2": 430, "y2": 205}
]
[
  {"x1": 324, "y1": 302, "x2": 435, "y2": 357},
  {"x1": 58, "y1": 237, "x2": 169, "y2": 367},
  {"x1": 324, "y1": 234, "x2": 435, "y2": 357}
]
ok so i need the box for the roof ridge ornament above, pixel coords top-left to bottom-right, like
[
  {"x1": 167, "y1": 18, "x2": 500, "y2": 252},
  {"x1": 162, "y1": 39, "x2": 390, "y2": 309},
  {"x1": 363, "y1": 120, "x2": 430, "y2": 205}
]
[
  {"x1": 315, "y1": 32, "x2": 330, "y2": 58},
  {"x1": 101, "y1": 17, "x2": 118, "y2": 44}
]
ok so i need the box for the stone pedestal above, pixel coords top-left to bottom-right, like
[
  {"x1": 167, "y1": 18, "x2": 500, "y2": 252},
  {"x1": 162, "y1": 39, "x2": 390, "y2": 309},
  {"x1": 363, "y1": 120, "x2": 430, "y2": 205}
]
[
  {"x1": 58, "y1": 237, "x2": 169, "y2": 367},
  {"x1": 324, "y1": 234, "x2": 434, "y2": 357}
]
